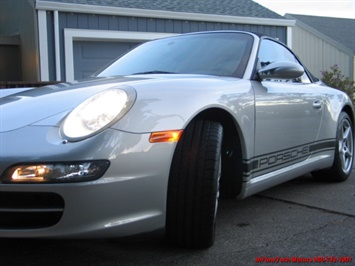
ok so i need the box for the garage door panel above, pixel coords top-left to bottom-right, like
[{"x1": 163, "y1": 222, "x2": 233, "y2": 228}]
[{"x1": 73, "y1": 41, "x2": 140, "y2": 80}]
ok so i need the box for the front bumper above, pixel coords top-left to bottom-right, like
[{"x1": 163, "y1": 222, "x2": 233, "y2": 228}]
[{"x1": 0, "y1": 125, "x2": 175, "y2": 238}]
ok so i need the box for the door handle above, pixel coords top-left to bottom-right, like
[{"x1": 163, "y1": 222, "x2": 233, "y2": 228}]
[{"x1": 313, "y1": 100, "x2": 322, "y2": 109}]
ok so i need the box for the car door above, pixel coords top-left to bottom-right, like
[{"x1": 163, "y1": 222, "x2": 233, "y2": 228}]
[{"x1": 252, "y1": 39, "x2": 323, "y2": 177}]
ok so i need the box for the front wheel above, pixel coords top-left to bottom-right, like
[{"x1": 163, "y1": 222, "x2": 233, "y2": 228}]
[
  {"x1": 312, "y1": 112, "x2": 354, "y2": 182},
  {"x1": 166, "y1": 120, "x2": 223, "y2": 248}
]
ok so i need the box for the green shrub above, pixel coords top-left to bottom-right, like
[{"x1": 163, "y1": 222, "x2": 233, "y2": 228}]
[{"x1": 321, "y1": 65, "x2": 355, "y2": 104}]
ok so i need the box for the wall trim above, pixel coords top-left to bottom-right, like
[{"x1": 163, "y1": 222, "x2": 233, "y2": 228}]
[
  {"x1": 54, "y1": 10, "x2": 61, "y2": 81},
  {"x1": 37, "y1": 10, "x2": 49, "y2": 81},
  {"x1": 287, "y1": 26, "x2": 292, "y2": 48}
]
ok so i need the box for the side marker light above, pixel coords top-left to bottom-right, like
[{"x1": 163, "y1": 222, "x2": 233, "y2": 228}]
[{"x1": 149, "y1": 130, "x2": 183, "y2": 143}]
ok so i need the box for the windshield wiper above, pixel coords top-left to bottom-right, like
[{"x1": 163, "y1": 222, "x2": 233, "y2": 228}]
[{"x1": 131, "y1": 70, "x2": 176, "y2": 75}]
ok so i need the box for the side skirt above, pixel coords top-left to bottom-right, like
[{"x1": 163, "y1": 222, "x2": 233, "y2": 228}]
[{"x1": 238, "y1": 153, "x2": 334, "y2": 199}]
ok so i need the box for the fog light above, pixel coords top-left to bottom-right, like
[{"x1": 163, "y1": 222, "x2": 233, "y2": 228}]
[{"x1": 2, "y1": 161, "x2": 110, "y2": 183}]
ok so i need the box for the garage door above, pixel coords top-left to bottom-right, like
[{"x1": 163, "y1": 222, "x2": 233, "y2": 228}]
[{"x1": 73, "y1": 41, "x2": 141, "y2": 80}]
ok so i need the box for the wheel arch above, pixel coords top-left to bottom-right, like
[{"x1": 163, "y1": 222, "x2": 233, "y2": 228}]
[{"x1": 192, "y1": 108, "x2": 245, "y2": 198}]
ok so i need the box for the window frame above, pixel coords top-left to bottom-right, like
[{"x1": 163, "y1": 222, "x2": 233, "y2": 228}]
[{"x1": 255, "y1": 37, "x2": 315, "y2": 84}]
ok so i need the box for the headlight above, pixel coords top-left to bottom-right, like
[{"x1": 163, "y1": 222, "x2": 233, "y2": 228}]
[
  {"x1": 60, "y1": 87, "x2": 136, "y2": 141},
  {"x1": 1, "y1": 161, "x2": 110, "y2": 183}
]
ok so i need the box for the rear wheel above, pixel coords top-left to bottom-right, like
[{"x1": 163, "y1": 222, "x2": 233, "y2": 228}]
[
  {"x1": 312, "y1": 112, "x2": 354, "y2": 182},
  {"x1": 166, "y1": 120, "x2": 223, "y2": 248}
]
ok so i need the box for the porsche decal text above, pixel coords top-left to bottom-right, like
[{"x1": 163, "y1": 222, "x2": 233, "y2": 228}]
[
  {"x1": 243, "y1": 139, "x2": 336, "y2": 177},
  {"x1": 257, "y1": 146, "x2": 309, "y2": 168}
]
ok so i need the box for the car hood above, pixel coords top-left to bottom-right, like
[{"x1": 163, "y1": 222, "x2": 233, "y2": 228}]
[
  {"x1": 0, "y1": 76, "x2": 149, "y2": 133},
  {"x1": 0, "y1": 75, "x2": 240, "y2": 133}
]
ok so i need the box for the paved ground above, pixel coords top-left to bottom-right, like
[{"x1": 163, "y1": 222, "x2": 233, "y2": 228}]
[{"x1": 0, "y1": 172, "x2": 354, "y2": 266}]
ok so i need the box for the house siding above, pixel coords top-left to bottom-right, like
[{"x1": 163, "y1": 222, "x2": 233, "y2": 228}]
[
  {"x1": 47, "y1": 11, "x2": 287, "y2": 80},
  {"x1": 288, "y1": 16, "x2": 354, "y2": 81},
  {"x1": 55, "y1": 12, "x2": 287, "y2": 37},
  {"x1": 46, "y1": 11, "x2": 57, "y2": 81}
]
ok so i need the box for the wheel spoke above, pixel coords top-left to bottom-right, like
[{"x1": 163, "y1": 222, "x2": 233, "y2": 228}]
[
  {"x1": 345, "y1": 148, "x2": 352, "y2": 158},
  {"x1": 342, "y1": 126, "x2": 351, "y2": 141},
  {"x1": 341, "y1": 153, "x2": 350, "y2": 171}
]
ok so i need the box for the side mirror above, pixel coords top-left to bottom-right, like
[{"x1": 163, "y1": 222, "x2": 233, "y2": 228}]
[{"x1": 258, "y1": 61, "x2": 304, "y2": 80}]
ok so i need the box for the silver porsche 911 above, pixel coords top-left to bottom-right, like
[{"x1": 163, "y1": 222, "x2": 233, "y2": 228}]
[{"x1": 0, "y1": 31, "x2": 353, "y2": 248}]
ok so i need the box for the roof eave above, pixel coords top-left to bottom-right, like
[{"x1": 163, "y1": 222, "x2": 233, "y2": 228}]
[{"x1": 36, "y1": 0, "x2": 295, "y2": 27}]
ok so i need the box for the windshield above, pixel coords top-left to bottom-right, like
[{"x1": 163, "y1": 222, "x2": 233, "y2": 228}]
[{"x1": 97, "y1": 32, "x2": 254, "y2": 78}]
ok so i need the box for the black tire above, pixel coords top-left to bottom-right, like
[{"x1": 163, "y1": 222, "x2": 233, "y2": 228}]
[
  {"x1": 166, "y1": 120, "x2": 223, "y2": 248},
  {"x1": 312, "y1": 112, "x2": 354, "y2": 182}
]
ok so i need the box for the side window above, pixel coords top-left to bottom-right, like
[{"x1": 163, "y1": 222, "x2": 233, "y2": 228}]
[{"x1": 258, "y1": 39, "x2": 311, "y2": 83}]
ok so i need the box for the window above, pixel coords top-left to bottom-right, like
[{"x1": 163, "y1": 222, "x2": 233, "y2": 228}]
[
  {"x1": 97, "y1": 32, "x2": 253, "y2": 78},
  {"x1": 258, "y1": 39, "x2": 311, "y2": 83}
]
